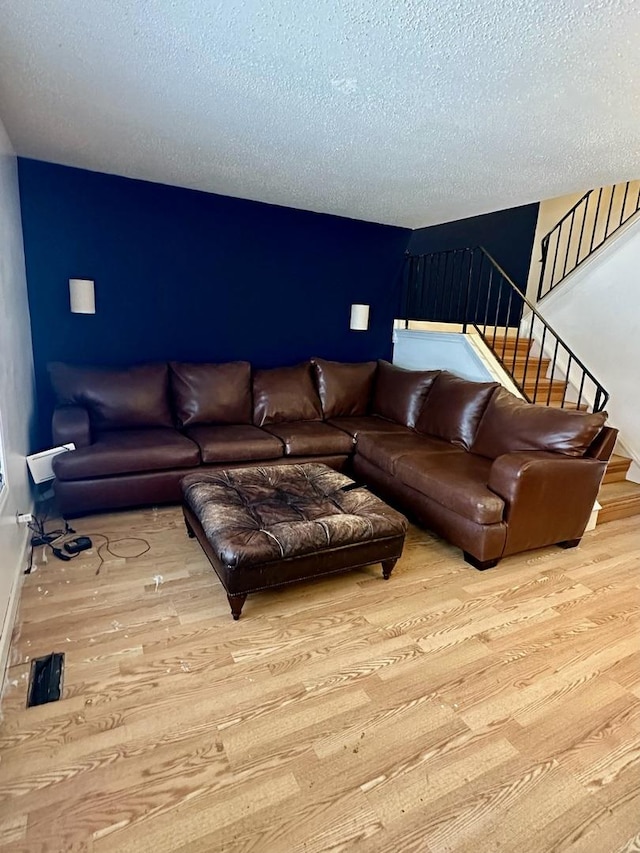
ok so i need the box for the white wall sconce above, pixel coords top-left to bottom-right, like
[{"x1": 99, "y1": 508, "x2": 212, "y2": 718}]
[
  {"x1": 69, "y1": 278, "x2": 95, "y2": 314},
  {"x1": 350, "y1": 303, "x2": 369, "y2": 331}
]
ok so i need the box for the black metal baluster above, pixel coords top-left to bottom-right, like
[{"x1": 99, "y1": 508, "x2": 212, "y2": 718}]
[
  {"x1": 562, "y1": 209, "x2": 576, "y2": 278},
  {"x1": 549, "y1": 224, "x2": 561, "y2": 292},
  {"x1": 593, "y1": 387, "x2": 604, "y2": 413},
  {"x1": 576, "y1": 200, "x2": 589, "y2": 268},
  {"x1": 619, "y1": 181, "x2": 630, "y2": 225},
  {"x1": 501, "y1": 287, "x2": 514, "y2": 365},
  {"x1": 482, "y1": 266, "x2": 494, "y2": 341},
  {"x1": 455, "y1": 251, "x2": 465, "y2": 325},
  {"x1": 518, "y1": 312, "x2": 535, "y2": 402},
  {"x1": 408, "y1": 255, "x2": 417, "y2": 318},
  {"x1": 473, "y1": 251, "x2": 484, "y2": 332},
  {"x1": 537, "y1": 235, "x2": 549, "y2": 301},
  {"x1": 546, "y1": 339, "x2": 560, "y2": 405},
  {"x1": 575, "y1": 371, "x2": 586, "y2": 412},
  {"x1": 531, "y1": 324, "x2": 548, "y2": 404},
  {"x1": 461, "y1": 250, "x2": 472, "y2": 333},
  {"x1": 411, "y1": 255, "x2": 424, "y2": 320},
  {"x1": 509, "y1": 293, "x2": 524, "y2": 381},
  {"x1": 446, "y1": 251, "x2": 456, "y2": 322},
  {"x1": 435, "y1": 252, "x2": 444, "y2": 323},
  {"x1": 604, "y1": 184, "x2": 616, "y2": 240},
  {"x1": 491, "y1": 277, "x2": 504, "y2": 351},
  {"x1": 559, "y1": 353, "x2": 572, "y2": 409},
  {"x1": 589, "y1": 188, "x2": 603, "y2": 252}
]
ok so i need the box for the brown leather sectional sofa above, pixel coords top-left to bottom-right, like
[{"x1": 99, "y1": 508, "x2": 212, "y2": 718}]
[{"x1": 48, "y1": 358, "x2": 616, "y2": 569}]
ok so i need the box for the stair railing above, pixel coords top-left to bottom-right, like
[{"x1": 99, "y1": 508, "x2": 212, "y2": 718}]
[
  {"x1": 401, "y1": 246, "x2": 609, "y2": 412},
  {"x1": 537, "y1": 180, "x2": 640, "y2": 300}
]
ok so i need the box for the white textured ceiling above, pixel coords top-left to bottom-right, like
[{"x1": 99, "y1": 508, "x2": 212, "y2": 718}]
[{"x1": 0, "y1": 0, "x2": 639, "y2": 228}]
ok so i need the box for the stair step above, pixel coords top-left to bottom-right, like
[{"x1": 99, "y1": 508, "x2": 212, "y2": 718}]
[
  {"x1": 490, "y1": 335, "x2": 533, "y2": 356},
  {"x1": 521, "y1": 377, "x2": 567, "y2": 394},
  {"x1": 510, "y1": 360, "x2": 552, "y2": 381},
  {"x1": 597, "y1": 480, "x2": 640, "y2": 524},
  {"x1": 603, "y1": 454, "x2": 633, "y2": 485},
  {"x1": 546, "y1": 400, "x2": 589, "y2": 411}
]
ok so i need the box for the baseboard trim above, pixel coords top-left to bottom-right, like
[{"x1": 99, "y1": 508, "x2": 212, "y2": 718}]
[{"x1": 0, "y1": 528, "x2": 30, "y2": 697}]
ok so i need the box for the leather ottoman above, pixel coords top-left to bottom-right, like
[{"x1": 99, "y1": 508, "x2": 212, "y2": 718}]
[{"x1": 181, "y1": 463, "x2": 408, "y2": 619}]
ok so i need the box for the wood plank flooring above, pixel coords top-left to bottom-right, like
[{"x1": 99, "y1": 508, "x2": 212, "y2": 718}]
[{"x1": 1, "y1": 506, "x2": 639, "y2": 852}]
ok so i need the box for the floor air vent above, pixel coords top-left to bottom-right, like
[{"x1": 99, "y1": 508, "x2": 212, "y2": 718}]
[{"x1": 27, "y1": 652, "x2": 64, "y2": 707}]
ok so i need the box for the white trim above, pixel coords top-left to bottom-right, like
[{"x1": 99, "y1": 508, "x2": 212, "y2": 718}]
[{"x1": 0, "y1": 527, "x2": 29, "y2": 698}]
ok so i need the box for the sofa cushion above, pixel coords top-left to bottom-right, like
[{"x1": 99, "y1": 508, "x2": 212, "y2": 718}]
[
  {"x1": 311, "y1": 358, "x2": 377, "y2": 419},
  {"x1": 48, "y1": 362, "x2": 173, "y2": 430},
  {"x1": 472, "y1": 388, "x2": 607, "y2": 459},
  {"x1": 170, "y1": 361, "x2": 252, "y2": 427},
  {"x1": 357, "y1": 432, "x2": 464, "y2": 476},
  {"x1": 394, "y1": 453, "x2": 505, "y2": 525},
  {"x1": 262, "y1": 422, "x2": 355, "y2": 456},
  {"x1": 52, "y1": 428, "x2": 199, "y2": 481},
  {"x1": 327, "y1": 416, "x2": 413, "y2": 440},
  {"x1": 416, "y1": 372, "x2": 498, "y2": 450},
  {"x1": 185, "y1": 425, "x2": 284, "y2": 464},
  {"x1": 253, "y1": 363, "x2": 323, "y2": 426},
  {"x1": 372, "y1": 361, "x2": 440, "y2": 428}
]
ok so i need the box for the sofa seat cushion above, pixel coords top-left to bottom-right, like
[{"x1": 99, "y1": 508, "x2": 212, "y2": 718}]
[
  {"x1": 311, "y1": 358, "x2": 377, "y2": 418},
  {"x1": 53, "y1": 428, "x2": 200, "y2": 481},
  {"x1": 48, "y1": 362, "x2": 173, "y2": 430},
  {"x1": 170, "y1": 361, "x2": 252, "y2": 427},
  {"x1": 327, "y1": 416, "x2": 413, "y2": 440},
  {"x1": 185, "y1": 425, "x2": 284, "y2": 464},
  {"x1": 394, "y1": 453, "x2": 505, "y2": 525},
  {"x1": 262, "y1": 421, "x2": 355, "y2": 456},
  {"x1": 358, "y1": 432, "x2": 467, "y2": 474},
  {"x1": 357, "y1": 432, "x2": 465, "y2": 476},
  {"x1": 372, "y1": 362, "x2": 440, "y2": 428},
  {"x1": 472, "y1": 388, "x2": 607, "y2": 459},
  {"x1": 416, "y1": 372, "x2": 499, "y2": 449}
]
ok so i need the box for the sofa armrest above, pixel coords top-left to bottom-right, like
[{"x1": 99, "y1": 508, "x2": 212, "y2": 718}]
[
  {"x1": 52, "y1": 405, "x2": 92, "y2": 448},
  {"x1": 488, "y1": 451, "x2": 607, "y2": 556}
]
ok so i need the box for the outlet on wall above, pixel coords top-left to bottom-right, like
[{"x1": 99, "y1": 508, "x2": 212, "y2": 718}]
[{"x1": 16, "y1": 512, "x2": 33, "y2": 524}]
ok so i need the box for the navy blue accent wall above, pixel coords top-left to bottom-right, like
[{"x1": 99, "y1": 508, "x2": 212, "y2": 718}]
[
  {"x1": 407, "y1": 202, "x2": 539, "y2": 288},
  {"x1": 18, "y1": 159, "x2": 410, "y2": 444}
]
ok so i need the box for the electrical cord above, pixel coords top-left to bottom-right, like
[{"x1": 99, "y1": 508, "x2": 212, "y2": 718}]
[
  {"x1": 26, "y1": 514, "x2": 150, "y2": 575},
  {"x1": 26, "y1": 516, "x2": 75, "y2": 571},
  {"x1": 88, "y1": 533, "x2": 151, "y2": 575}
]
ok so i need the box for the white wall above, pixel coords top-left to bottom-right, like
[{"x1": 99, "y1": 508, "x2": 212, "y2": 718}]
[
  {"x1": 392, "y1": 329, "x2": 493, "y2": 381},
  {"x1": 0, "y1": 116, "x2": 36, "y2": 679},
  {"x1": 538, "y1": 220, "x2": 640, "y2": 477}
]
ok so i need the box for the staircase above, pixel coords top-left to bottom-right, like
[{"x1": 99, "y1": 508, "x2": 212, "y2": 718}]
[
  {"x1": 598, "y1": 455, "x2": 640, "y2": 524},
  {"x1": 490, "y1": 333, "x2": 582, "y2": 408}
]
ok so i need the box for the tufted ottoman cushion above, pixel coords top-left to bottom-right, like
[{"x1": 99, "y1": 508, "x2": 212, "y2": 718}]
[{"x1": 181, "y1": 463, "x2": 408, "y2": 619}]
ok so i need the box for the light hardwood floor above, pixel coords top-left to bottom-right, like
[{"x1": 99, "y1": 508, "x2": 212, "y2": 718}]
[{"x1": 1, "y1": 506, "x2": 639, "y2": 853}]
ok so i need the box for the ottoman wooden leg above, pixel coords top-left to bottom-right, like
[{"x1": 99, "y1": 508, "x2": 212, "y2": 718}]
[
  {"x1": 382, "y1": 559, "x2": 397, "y2": 580},
  {"x1": 184, "y1": 516, "x2": 195, "y2": 539},
  {"x1": 227, "y1": 593, "x2": 247, "y2": 621}
]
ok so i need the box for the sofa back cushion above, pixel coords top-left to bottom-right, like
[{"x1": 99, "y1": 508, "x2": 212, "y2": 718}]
[
  {"x1": 415, "y1": 371, "x2": 498, "y2": 449},
  {"x1": 48, "y1": 362, "x2": 172, "y2": 430},
  {"x1": 311, "y1": 358, "x2": 377, "y2": 418},
  {"x1": 472, "y1": 387, "x2": 607, "y2": 459},
  {"x1": 169, "y1": 361, "x2": 252, "y2": 427},
  {"x1": 372, "y1": 361, "x2": 440, "y2": 428},
  {"x1": 253, "y1": 363, "x2": 323, "y2": 426}
]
